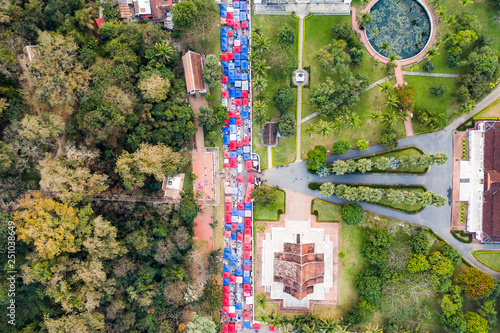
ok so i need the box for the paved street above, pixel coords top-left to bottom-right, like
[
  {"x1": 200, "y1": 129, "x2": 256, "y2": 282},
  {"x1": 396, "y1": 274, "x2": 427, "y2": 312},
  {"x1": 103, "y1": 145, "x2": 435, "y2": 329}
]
[{"x1": 260, "y1": 129, "x2": 500, "y2": 278}]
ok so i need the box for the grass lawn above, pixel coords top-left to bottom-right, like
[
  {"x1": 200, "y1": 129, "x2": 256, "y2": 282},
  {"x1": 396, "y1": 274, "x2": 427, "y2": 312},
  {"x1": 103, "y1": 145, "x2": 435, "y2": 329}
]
[
  {"x1": 473, "y1": 250, "x2": 500, "y2": 271},
  {"x1": 405, "y1": 0, "x2": 500, "y2": 74},
  {"x1": 475, "y1": 98, "x2": 500, "y2": 119},
  {"x1": 311, "y1": 199, "x2": 342, "y2": 222},
  {"x1": 301, "y1": 82, "x2": 405, "y2": 159},
  {"x1": 404, "y1": 76, "x2": 458, "y2": 133},
  {"x1": 254, "y1": 188, "x2": 285, "y2": 221},
  {"x1": 252, "y1": 15, "x2": 298, "y2": 166},
  {"x1": 350, "y1": 146, "x2": 429, "y2": 174},
  {"x1": 272, "y1": 135, "x2": 296, "y2": 166}
]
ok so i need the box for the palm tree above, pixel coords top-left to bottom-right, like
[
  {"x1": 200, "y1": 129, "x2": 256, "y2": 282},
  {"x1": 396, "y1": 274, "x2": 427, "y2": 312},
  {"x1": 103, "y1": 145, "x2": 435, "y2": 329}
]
[
  {"x1": 370, "y1": 110, "x2": 383, "y2": 122},
  {"x1": 314, "y1": 119, "x2": 336, "y2": 138},
  {"x1": 152, "y1": 40, "x2": 176, "y2": 65},
  {"x1": 305, "y1": 124, "x2": 315, "y2": 137},
  {"x1": 380, "y1": 42, "x2": 390, "y2": 52},
  {"x1": 253, "y1": 100, "x2": 268, "y2": 125},
  {"x1": 382, "y1": 110, "x2": 398, "y2": 127},
  {"x1": 461, "y1": 0, "x2": 473, "y2": 6},
  {"x1": 388, "y1": 53, "x2": 401, "y2": 62},
  {"x1": 384, "y1": 93, "x2": 399, "y2": 110},
  {"x1": 279, "y1": 322, "x2": 293, "y2": 332},
  {"x1": 255, "y1": 292, "x2": 268, "y2": 310},
  {"x1": 377, "y1": 80, "x2": 393, "y2": 96},
  {"x1": 332, "y1": 117, "x2": 347, "y2": 132},
  {"x1": 436, "y1": 4, "x2": 446, "y2": 20},
  {"x1": 319, "y1": 317, "x2": 341, "y2": 332},
  {"x1": 428, "y1": 0, "x2": 441, "y2": 6},
  {"x1": 302, "y1": 322, "x2": 317, "y2": 333},
  {"x1": 345, "y1": 111, "x2": 362, "y2": 128},
  {"x1": 267, "y1": 312, "x2": 284, "y2": 329},
  {"x1": 253, "y1": 34, "x2": 270, "y2": 55},
  {"x1": 363, "y1": 323, "x2": 383, "y2": 333},
  {"x1": 252, "y1": 59, "x2": 270, "y2": 77},
  {"x1": 253, "y1": 75, "x2": 268, "y2": 95},
  {"x1": 360, "y1": 13, "x2": 373, "y2": 29},
  {"x1": 425, "y1": 47, "x2": 440, "y2": 59}
]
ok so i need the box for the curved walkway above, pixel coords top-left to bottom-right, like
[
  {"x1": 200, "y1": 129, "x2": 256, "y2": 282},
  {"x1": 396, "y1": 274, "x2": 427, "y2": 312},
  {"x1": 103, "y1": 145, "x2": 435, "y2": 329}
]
[{"x1": 260, "y1": 129, "x2": 500, "y2": 278}]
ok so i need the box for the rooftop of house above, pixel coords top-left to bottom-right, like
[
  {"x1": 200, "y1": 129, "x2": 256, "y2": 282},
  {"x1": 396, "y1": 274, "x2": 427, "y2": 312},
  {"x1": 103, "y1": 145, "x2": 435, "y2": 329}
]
[
  {"x1": 482, "y1": 122, "x2": 500, "y2": 241},
  {"x1": 182, "y1": 50, "x2": 206, "y2": 93}
]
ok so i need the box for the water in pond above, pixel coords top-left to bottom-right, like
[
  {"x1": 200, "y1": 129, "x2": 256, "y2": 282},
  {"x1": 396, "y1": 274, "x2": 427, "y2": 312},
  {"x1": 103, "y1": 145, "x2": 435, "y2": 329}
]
[{"x1": 365, "y1": 0, "x2": 431, "y2": 60}]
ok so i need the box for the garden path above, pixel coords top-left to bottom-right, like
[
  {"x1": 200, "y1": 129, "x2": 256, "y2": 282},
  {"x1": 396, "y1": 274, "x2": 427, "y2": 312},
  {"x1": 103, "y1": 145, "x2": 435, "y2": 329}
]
[
  {"x1": 260, "y1": 129, "x2": 500, "y2": 278},
  {"x1": 402, "y1": 71, "x2": 461, "y2": 78},
  {"x1": 267, "y1": 146, "x2": 272, "y2": 168},
  {"x1": 295, "y1": 15, "x2": 306, "y2": 162}
]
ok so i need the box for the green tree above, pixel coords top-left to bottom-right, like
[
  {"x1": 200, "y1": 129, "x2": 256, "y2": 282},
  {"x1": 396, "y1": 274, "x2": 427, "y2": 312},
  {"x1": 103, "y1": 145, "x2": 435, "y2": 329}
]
[
  {"x1": 202, "y1": 54, "x2": 222, "y2": 87},
  {"x1": 315, "y1": 39, "x2": 351, "y2": 74},
  {"x1": 253, "y1": 99, "x2": 269, "y2": 126},
  {"x1": 138, "y1": 73, "x2": 170, "y2": 103},
  {"x1": 464, "y1": 312, "x2": 489, "y2": 333},
  {"x1": 277, "y1": 23, "x2": 295, "y2": 45},
  {"x1": 375, "y1": 157, "x2": 391, "y2": 170},
  {"x1": 333, "y1": 140, "x2": 351, "y2": 154},
  {"x1": 349, "y1": 47, "x2": 364, "y2": 66},
  {"x1": 359, "y1": 13, "x2": 373, "y2": 29},
  {"x1": 306, "y1": 145, "x2": 327, "y2": 171},
  {"x1": 407, "y1": 254, "x2": 431, "y2": 273},
  {"x1": 410, "y1": 232, "x2": 430, "y2": 254},
  {"x1": 356, "y1": 159, "x2": 372, "y2": 173},
  {"x1": 386, "y1": 189, "x2": 404, "y2": 203},
  {"x1": 320, "y1": 182, "x2": 336, "y2": 197},
  {"x1": 251, "y1": 186, "x2": 277, "y2": 207},
  {"x1": 276, "y1": 112, "x2": 296, "y2": 137},
  {"x1": 197, "y1": 106, "x2": 227, "y2": 130},
  {"x1": 357, "y1": 139, "x2": 369, "y2": 151},
  {"x1": 187, "y1": 313, "x2": 217, "y2": 333},
  {"x1": 430, "y1": 83, "x2": 448, "y2": 97},
  {"x1": 355, "y1": 268, "x2": 383, "y2": 305},
  {"x1": 313, "y1": 119, "x2": 336, "y2": 138},
  {"x1": 341, "y1": 202, "x2": 364, "y2": 225},
  {"x1": 331, "y1": 160, "x2": 349, "y2": 175},
  {"x1": 273, "y1": 87, "x2": 295, "y2": 113},
  {"x1": 172, "y1": 1, "x2": 198, "y2": 29},
  {"x1": 379, "y1": 127, "x2": 399, "y2": 150}
]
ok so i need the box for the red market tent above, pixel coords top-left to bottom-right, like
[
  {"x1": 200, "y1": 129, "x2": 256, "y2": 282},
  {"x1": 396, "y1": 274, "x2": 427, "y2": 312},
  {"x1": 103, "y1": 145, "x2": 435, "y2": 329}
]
[
  {"x1": 237, "y1": 177, "x2": 244, "y2": 184},
  {"x1": 222, "y1": 76, "x2": 229, "y2": 83},
  {"x1": 269, "y1": 327, "x2": 276, "y2": 332},
  {"x1": 225, "y1": 214, "x2": 231, "y2": 223},
  {"x1": 224, "y1": 119, "x2": 229, "y2": 125},
  {"x1": 229, "y1": 312, "x2": 235, "y2": 318},
  {"x1": 223, "y1": 286, "x2": 230, "y2": 292},
  {"x1": 236, "y1": 119, "x2": 243, "y2": 126},
  {"x1": 223, "y1": 299, "x2": 230, "y2": 306},
  {"x1": 230, "y1": 276, "x2": 236, "y2": 283},
  {"x1": 242, "y1": 21, "x2": 248, "y2": 28},
  {"x1": 244, "y1": 218, "x2": 252, "y2": 227},
  {"x1": 244, "y1": 311, "x2": 251, "y2": 319},
  {"x1": 237, "y1": 202, "x2": 244, "y2": 209},
  {"x1": 242, "y1": 137, "x2": 250, "y2": 145},
  {"x1": 223, "y1": 292, "x2": 229, "y2": 299},
  {"x1": 227, "y1": 53, "x2": 234, "y2": 60},
  {"x1": 234, "y1": 22, "x2": 240, "y2": 29},
  {"x1": 231, "y1": 223, "x2": 238, "y2": 230},
  {"x1": 247, "y1": 173, "x2": 254, "y2": 183},
  {"x1": 244, "y1": 251, "x2": 251, "y2": 260},
  {"x1": 244, "y1": 284, "x2": 252, "y2": 291},
  {"x1": 225, "y1": 230, "x2": 231, "y2": 237},
  {"x1": 244, "y1": 265, "x2": 251, "y2": 271},
  {"x1": 223, "y1": 271, "x2": 230, "y2": 278},
  {"x1": 222, "y1": 90, "x2": 229, "y2": 98},
  {"x1": 223, "y1": 306, "x2": 229, "y2": 312},
  {"x1": 226, "y1": 18, "x2": 233, "y2": 25},
  {"x1": 245, "y1": 160, "x2": 253, "y2": 170},
  {"x1": 221, "y1": 54, "x2": 228, "y2": 61},
  {"x1": 244, "y1": 243, "x2": 251, "y2": 251},
  {"x1": 228, "y1": 111, "x2": 237, "y2": 117},
  {"x1": 227, "y1": 12, "x2": 233, "y2": 19},
  {"x1": 228, "y1": 30, "x2": 234, "y2": 37},
  {"x1": 230, "y1": 158, "x2": 237, "y2": 168},
  {"x1": 224, "y1": 151, "x2": 230, "y2": 158},
  {"x1": 223, "y1": 163, "x2": 230, "y2": 168},
  {"x1": 234, "y1": 46, "x2": 241, "y2": 53},
  {"x1": 244, "y1": 235, "x2": 251, "y2": 243},
  {"x1": 242, "y1": 90, "x2": 249, "y2": 97},
  {"x1": 237, "y1": 141, "x2": 243, "y2": 147},
  {"x1": 243, "y1": 98, "x2": 248, "y2": 105},
  {"x1": 229, "y1": 141, "x2": 237, "y2": 151},
  {"x1": 225, "y1": 204, "x2": 231, "y2": 212},
  {"x1": 234, "y1": 98, "x2": 242, "y2": 105},
  {"x1": 229, "y1": 323, "x2": 235, "y2": 332},
  {"x1": 237, "y1": 233, "x2": 243, "y2": 241},
  {"x1": 245, "y1": 227, "x2": 252, "y2": 235}
]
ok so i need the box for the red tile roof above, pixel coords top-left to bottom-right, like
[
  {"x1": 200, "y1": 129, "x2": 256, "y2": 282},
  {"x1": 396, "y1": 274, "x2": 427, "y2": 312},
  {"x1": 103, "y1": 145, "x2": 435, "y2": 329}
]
[
  {"x1": 151, "y1": 0, "x2": 172, "y2": 21},
  {"x1": 273, "y1": 243, "x2": 325, "y2": 301},
  {"x1": 94, "y1": 18, "x2": 105, "y2": 28},
  {"x1": 182, "y1": 50, "x2": 206, "y2": 93},
  {"x1": 482, "y1": 122, "x2": 500, "y2": 240}
]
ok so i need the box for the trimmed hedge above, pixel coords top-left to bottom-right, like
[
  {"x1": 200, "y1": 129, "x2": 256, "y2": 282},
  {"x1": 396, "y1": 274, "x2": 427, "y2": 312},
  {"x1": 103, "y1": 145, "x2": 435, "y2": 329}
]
[
  {"x1": 348, "y1": 146, "x2": 429, "y2": 174},
  {"x1": 308, "y1": 183, "x2": 320, "y2": 190},
  {"x1": 451, "y1": 230, "x2": 473, "y2": 243}
]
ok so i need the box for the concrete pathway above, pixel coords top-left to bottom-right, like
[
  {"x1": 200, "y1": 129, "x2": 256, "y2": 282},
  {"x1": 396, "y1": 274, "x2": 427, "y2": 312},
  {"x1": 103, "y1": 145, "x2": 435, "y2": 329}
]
[
  {"x1": 402, "y1": 71, "x2": 461, "y2": 78},
  {"x1": 261, "y1": 129, "x2": 500, "y2": 278},
  {"x1": 267, "y1": 146, "x2": 273, "y2": 168},
  {"x1": 301, "y1": 112, "x2": 318, "y2": 123},
  {"x1": 295, "y1": 16, "x2": 305, "y2": 162}
]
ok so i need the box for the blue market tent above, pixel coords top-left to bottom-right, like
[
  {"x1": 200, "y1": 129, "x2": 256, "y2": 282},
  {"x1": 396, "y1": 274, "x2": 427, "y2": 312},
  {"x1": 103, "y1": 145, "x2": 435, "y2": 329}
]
[
  {"x1": 244, "y1": 270, "x2": 251, "y2": 277},
  {"x1": 238, "y1": 223, "x2": 244, "y2": 231},
  {"x1": 235, "y1": 53, "x2": 241, "y2": 60},
  {"x1": 243, "y1": 277, "x2": 251, "y2": 284},
  {"x1": 231, "y1": 233, "x2": 237, "y2": 240},
  {"x1": 244, "y1": 322, "x2": 252, "y2": 329},
  {"x1": 245, "y1": 203, "x2": 252, "y2": 210},
  {"x1": 225, "y1": 223, "x2": 231, "y2": 230},
  {"x1": 243, "y1": 153, "x2": 251, "y2": 160},
  {"x1": 219, "y1": 5, "x2": 227, "y2": 17},
  {"x1": 234, "y1": 14, "x2": 240, "y2": 22},
  {"x1": 241, "y1": 109, "x2": 249, "y2": 119},
  {"x1": 228, "y1": 63, "x2": 235, "y2": 70},
  {"x1": 221, "y1": 26, "x2": 228, "y2": 34},
  {"x1": 241, "y1": 60, "x2": 248, "y2": 70},
  {"x1": 229, "y1": 125, "x2": 236, "y2": 134},
  {"x1": 240, "y1": 12, "x2": 246, "y2": 21},
  {"x1": 230, "y1": 254, "x2": 237, "y2": 260},
  {"x1": 223, "y1": 135, "x2": 230, "y2": 145},
  {"x1": 241, "y1": 73, "x2": 249, "y2": 80},
  {"x1": 230, "y1": 260, "x2": 237, "y2": 266},
  {"x1": 241, "y1": 53, "x2": 248, "y2": 60},
  {"x1": 238, "y1": 210, "x2": 245, "y2": 217},
  {"x1": 244, "y1": 260, "x2": 251, "y2": 266},
  {"x1": 228, "y1": 72, "x2": 235, "y2": 83},
  {"x1": 224, "y1": 265, "x2": 230, "y2": 272},
  {"x1": 228, "y1": 86, "x2": 235, "y2": 97},
  {"x1": 221, "y1": 37, "x2": 228, "y2": 51},
  {"x1": 223, "y1": 278, "x2": 230, "y2": 286},
  {"x1": 232, "y1": 208, "x2": 238, "y2": 215},
  {"x1": 231, "y1": 216, "x2": 238, "y2": 222},
  {"x1": 234, "y1": 60, "x2": 241, "y2": 67},
  {"x1": 223, "y1": 67, "x2": 229, "y2": 75},
  {"x1": 222, "y1": 126, "x2": 229, "y2": 133},
  {"x1": 237, "y1": 147, "x2": 243, "y2": 155},
  {"x1": 236, "y1": 73, "x2": 243, "y2": 80},
  {"x1": 229, "y1": 118, "x2": 236, "y2": 126},
  {"x1": 235, "y1": 269, "x2": 243, "y2": 276},
  {"x1": 222, "y1": 61, "x2": 228, "y2": 68},
  {"x1": 235, "y1": 303, "x2": 242, "y2": 310},
  {"x1": 240, "y1": 2, "x2": 247, "y2": 11},
  {"x1": 241, "y1": 45, "x2": 248, "y2": 53},
  {"x1": 241, "y1": 35, "x2": 248, "y2": 45},
  {"x1": 233, "y1": 1, "x2": 239, "y2": 7},
  {"x1": 235, "y1": 90, "x2": 242, "y2": 98},
  {"x1": 230, "y1": 151, "x2": 237, "y2": 158}
]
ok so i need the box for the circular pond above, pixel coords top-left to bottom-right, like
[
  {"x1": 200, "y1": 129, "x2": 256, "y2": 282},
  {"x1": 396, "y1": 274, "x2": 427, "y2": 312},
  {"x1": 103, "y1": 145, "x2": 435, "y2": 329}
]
[{"x1": 365, "y1": 0, "x2": 431, "y2": 60}]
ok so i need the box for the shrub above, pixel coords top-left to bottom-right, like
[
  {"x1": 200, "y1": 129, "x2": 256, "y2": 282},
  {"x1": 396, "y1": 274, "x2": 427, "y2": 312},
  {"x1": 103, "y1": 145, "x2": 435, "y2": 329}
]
[
  {"x1": 430, "y1": 83, "x2": 448, "y2": 97},
  {"x1": 338, "y1": 251, "x2": 346, "y2": 258},
  {"x1": 423, "y1": 61, "x2": 435, "y2": 72},
  {"x1": 341, "y1": 202, "x2": 364, "y2": 225},
  {"x1": 410, "y1": 232, "x2": 430, "y2": 254},
  {"x1": 273, "y1": 87, "x2": 295, "y2": 113},
  {"x1": 308, "y1": 183, "x2": 320, "y2": 190},
  {"x1": 333, "y1": 140, "x2": 351, "y2": 155},
  {"x1": 451, "y1": 230, "x2": 472, "y2": 243}
]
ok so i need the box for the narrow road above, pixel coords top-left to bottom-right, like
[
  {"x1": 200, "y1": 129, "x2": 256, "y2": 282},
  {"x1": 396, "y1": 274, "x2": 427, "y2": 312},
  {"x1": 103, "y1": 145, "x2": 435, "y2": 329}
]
[
  {"x1": 267, "y1": 146, "x2": 272, "y2": 168},
  {"x1": 261, "y1": 128, "x2": 500, "y2": 278},
  {"x1": 402, "y1": 71, "x2": 460, "y2": 78}
]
